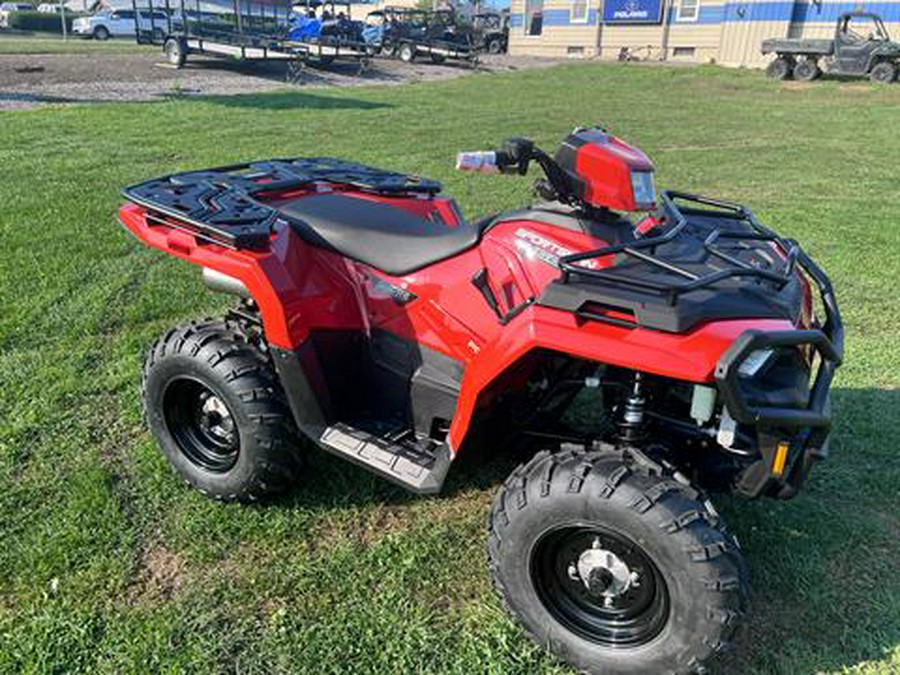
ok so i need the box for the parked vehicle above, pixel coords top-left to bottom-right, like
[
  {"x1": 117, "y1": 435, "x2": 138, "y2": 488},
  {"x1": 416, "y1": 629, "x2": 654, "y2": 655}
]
[
  {"x1": 373, "y1": 6, "x2": 428, "y2": 56},
  {"x1": 285, "y1": 0, "x2": 372, "y2": 65},
  {"x1": 121, "y1": 127, "x2": 842, "y2": 675},
  {"x1": 472, "y1": 11, "x2": 507, "y2": 54},
  {"x1": 380, "y1": 6, "x2": 476, "y2": 64},
  {"x1": 762, "y1": 11, "x2": 900, "y2": 83},
  {"x1": 72, "y1": 8, "x2": 170, "y2": 39}
]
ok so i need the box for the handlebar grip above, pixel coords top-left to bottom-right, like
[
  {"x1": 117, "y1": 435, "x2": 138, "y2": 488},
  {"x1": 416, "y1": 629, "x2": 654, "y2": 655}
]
[{"x1": 455, "y1": 151, "x2": 501, "y2": 174}]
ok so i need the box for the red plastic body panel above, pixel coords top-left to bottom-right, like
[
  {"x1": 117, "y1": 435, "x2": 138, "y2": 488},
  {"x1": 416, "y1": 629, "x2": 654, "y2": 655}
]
[
  {"x1": 120, "y1": 188, "x2": 805, "y2": 455},
  {"x1": 575, "y1": 135, "x2": 653, "y2": 212}
]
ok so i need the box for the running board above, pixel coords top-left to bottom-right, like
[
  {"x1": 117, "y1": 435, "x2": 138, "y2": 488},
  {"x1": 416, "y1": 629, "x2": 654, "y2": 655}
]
[{"x1": 318, "y1": 423, "x2": 451, "y2": 494}]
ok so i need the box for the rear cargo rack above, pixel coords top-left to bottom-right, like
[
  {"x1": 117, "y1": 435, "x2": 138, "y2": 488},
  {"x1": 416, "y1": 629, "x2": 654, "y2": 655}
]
[
  {"x1": 558, "y1": 191, "x2": 799, "y2": 304},
  {"x1": 122, "y1": 158, "x2": 443, "y2": 249}
]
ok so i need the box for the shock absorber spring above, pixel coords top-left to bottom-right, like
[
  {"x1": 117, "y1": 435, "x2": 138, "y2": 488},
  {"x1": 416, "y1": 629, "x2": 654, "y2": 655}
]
[{"x1": 618, "y1": 372, "x2": 646, "y2": 445}]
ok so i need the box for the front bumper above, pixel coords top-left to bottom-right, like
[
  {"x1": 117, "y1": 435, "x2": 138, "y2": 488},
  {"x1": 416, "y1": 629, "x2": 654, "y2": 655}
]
[{"x1": 714, "y1": 248, "x2": 844, "y2": 499}]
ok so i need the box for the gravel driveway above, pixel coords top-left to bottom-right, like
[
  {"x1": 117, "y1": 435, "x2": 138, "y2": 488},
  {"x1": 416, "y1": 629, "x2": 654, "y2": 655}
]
[{"x1": 0, "y1": 50, "x2": 563, "y2": 110}]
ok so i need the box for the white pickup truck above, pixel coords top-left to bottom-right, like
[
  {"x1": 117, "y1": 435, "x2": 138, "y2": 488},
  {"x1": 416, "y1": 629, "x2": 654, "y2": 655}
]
[{"x1": 72, "y1": 8, "x2": 172, "y2": 40}]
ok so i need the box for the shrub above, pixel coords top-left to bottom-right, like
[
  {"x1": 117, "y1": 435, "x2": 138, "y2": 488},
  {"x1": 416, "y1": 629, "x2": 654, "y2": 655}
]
[{"x1": 7, "y1": 10, "x2": 84, "y2": 33}]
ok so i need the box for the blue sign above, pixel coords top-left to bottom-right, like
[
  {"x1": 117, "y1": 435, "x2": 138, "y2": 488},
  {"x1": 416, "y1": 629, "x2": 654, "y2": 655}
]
[{"x1": 603, "y1": 0, "x2": 664, "y2": 24}]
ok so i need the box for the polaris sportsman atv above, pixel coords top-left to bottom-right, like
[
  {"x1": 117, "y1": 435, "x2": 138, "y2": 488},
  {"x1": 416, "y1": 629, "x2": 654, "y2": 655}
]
[{"x1": 120, "y1": 128, "x2": 843, "y2": 675}]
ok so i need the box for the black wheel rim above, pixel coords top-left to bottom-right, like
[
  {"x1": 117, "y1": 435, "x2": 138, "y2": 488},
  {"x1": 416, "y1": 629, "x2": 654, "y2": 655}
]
[
  {"x1": 531, "y1": 525, "x2": 669, "y2": 647},
  {"x1": 163, "y1": 377, "x2": 240, "y2": 472}
]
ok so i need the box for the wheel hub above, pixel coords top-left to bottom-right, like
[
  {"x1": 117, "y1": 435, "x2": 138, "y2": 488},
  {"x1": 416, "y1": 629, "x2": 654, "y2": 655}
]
[
  {"x1": 163, "y1": 377, "x2": 240, "y2": 472},
  {"x1": 198, "y1": 392, "x2": 236, "y2": 446},
  {"x1": 568, "y1": 537, "x2": 641, "y2": 607},
  {"x1": 531, "y1": 525, "x2": 669, "y2": 647}
]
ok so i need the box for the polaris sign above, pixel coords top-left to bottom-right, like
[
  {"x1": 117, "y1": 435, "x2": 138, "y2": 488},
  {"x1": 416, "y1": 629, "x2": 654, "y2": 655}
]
[{"x1": 603, "y1": 0, "x2": 664, "y2": 24}]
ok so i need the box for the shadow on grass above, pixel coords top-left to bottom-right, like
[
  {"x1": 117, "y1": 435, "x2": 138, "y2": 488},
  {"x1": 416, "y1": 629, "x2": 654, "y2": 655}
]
[
  {"x1": 195, "y1": 89, "x2": 393, "y2": 110},
  {"x1": 267, "y1": 387, "x2": 899, "y2": 673}
]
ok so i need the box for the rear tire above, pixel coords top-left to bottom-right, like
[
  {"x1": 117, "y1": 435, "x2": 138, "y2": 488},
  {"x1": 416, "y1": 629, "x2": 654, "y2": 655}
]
[
  {"x1": 487, "y1": 447, "x2": 748, "y2": 675},
  {"x1": 870, "y1": 61, "x2": 896, "y2": 84},
  {"x1": 142, "y1": 320, "x2": 304, "y2": 502},
  {"x1": 793, "y1": 58, "x2": 821, "y2": 82},
  {"x1": 430, "y1": 53, "x2": 446, "y2": 64},
  {"x1": 766, "y1": 56, "x2": 793, "y2": 80}
]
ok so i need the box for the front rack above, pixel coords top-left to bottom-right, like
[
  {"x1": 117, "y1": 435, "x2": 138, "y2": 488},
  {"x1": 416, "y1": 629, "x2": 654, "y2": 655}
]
[
  {"x1": 122, "y1": 157, "x2": 442, "y2": 249},
  {"x1": 558, "y1": 190, "x2": 800, "y2": 305}
]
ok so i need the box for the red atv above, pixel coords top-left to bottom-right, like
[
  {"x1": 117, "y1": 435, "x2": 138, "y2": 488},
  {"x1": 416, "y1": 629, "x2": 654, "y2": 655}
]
[{"x1": 121, "y1": 128, "x2": 843, "y2": 674}]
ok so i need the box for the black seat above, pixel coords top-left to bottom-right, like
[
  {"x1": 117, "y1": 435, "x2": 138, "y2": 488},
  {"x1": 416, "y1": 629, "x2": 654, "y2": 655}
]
[{"x1": 276, "y1": 193, "x2": 479, "y2": 276}]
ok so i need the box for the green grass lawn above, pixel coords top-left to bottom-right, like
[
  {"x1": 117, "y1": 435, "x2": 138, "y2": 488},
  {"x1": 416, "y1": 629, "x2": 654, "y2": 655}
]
[
  {"x1": 1, "y1": 63, "x2": 899, "y2": 674},
  {"x1": 0, "y1": 33, "x2": 153, "y2": 54}
]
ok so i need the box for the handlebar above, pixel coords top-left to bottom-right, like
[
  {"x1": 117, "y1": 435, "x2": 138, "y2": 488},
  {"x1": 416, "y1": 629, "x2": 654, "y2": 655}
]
[
  {"x1": 456, "y1": 137, "x2": 577, "y2": 204},
  {"x1": 455, "y1": 151, "x2": 501, "y2": 174}
]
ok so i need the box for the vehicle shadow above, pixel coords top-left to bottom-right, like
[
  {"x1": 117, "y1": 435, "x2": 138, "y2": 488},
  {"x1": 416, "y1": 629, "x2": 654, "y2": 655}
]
[
  {"x1": 272, "y1": 386, "x2": 900, "y2": 673},
  {"x1": 181, "y1": 54, "x2": 409, "y2": 86},
  {"x1": 192, "y1": 89, "x2": 394, "y2": 110}
]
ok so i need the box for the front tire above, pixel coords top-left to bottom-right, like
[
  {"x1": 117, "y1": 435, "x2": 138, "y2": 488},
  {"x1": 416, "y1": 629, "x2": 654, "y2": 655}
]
[
  {"x1": 164, "y1": 36, "x2": 186, "y2": 68},
  {"x1": 93, "y1": 25, "x2": 110, "y2": 41},
  {"x1": 142, "y1": 320, "x2": 304, "y2": 502},
  {"x1": 870, "y1": 61, "x2": 896, "y2": 84},
  {"x1": 399, "y1": 42, "x2": 415, "y2": 63},
  {"x1": 487, "y1": 447, "x2": 748, "y2": 675}
]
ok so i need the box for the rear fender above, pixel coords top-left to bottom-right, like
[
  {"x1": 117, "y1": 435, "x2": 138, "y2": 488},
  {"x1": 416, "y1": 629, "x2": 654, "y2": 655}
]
[
  {"x1": 119, "y1": 203, "x2": 361, "y2": 348},
  {"x1": 447, "y1": 305, "x2": 795, "y2": 451}
]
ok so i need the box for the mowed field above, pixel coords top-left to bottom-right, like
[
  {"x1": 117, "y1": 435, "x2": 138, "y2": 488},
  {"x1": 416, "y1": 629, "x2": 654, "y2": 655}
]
[{"x1": 1, "y1": 62, "x2": 899, "y2": 674}]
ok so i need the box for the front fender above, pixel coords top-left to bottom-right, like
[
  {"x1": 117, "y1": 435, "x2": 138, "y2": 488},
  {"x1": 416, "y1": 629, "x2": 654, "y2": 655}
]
[{"x1": 447, "y1": 305, "x2": 795, "y2": 451}]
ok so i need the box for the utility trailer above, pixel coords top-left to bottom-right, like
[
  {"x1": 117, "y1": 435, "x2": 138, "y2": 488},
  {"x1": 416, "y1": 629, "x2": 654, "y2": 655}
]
[
  {"x1": 130, "y1": 0, "x2": 369, "y2": 76},
  {"x1": 762, "y1": 11, "x2": 900, "y2": 83},
  {"x1": 393, "y1": 7, "x2": 479, "y2": 66},
  {"x1": 364, "y1": 6, "x2": 427, "y2": 56}
]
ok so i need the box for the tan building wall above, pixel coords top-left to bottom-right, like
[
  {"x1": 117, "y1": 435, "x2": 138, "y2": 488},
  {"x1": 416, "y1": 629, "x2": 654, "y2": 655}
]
[
  {"x1": 508, "y1": 0, "x2": 603, "y2": 57},
  {"x1": 508, "y1": 0, "x2": 900, "y2": 68}
]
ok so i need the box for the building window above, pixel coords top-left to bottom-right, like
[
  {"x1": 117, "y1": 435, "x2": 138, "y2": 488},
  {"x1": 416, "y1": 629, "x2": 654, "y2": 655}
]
[
  {"x1": 525, "y1": 0, "x2": 543, "y2": 35},
  {"x1": 677, "y1": 0, "x2": 699, "y2": 22},
  {"x1": 571, "y1": 0, "x2": 588, "y2": 23},
  {"x1": 672, "y1": 46, "x2": 696, "y2": 57}
]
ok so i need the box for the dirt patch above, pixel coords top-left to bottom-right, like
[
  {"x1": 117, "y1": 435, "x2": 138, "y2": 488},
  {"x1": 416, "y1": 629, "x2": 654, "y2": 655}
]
[
  {"x1": 129, "y1": 542, "x2": 187, "y2": 603},
  {"x1": 779, "y1": 81, "x2": 815, "y2": 91},
  {"x1": 0, "y1": 50, "x2": 564, "y2": 110},
  {"x1": 307, "y1": 485, "x2": 494, "y2": 554}
]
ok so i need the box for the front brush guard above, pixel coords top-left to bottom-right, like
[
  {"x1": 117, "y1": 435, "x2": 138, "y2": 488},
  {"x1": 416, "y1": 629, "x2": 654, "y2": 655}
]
[{"x1": 714, "y1": 248, "x2": 844, "y2": 498}]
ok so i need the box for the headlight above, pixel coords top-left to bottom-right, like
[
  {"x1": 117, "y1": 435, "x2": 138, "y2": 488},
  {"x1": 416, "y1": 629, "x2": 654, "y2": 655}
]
[
  {"x1": 630, "y1": 170, "x2": 656, "y2": 210},
  {"x1": 737, "y1": 348, "x2": 775, "y2": 378}
]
